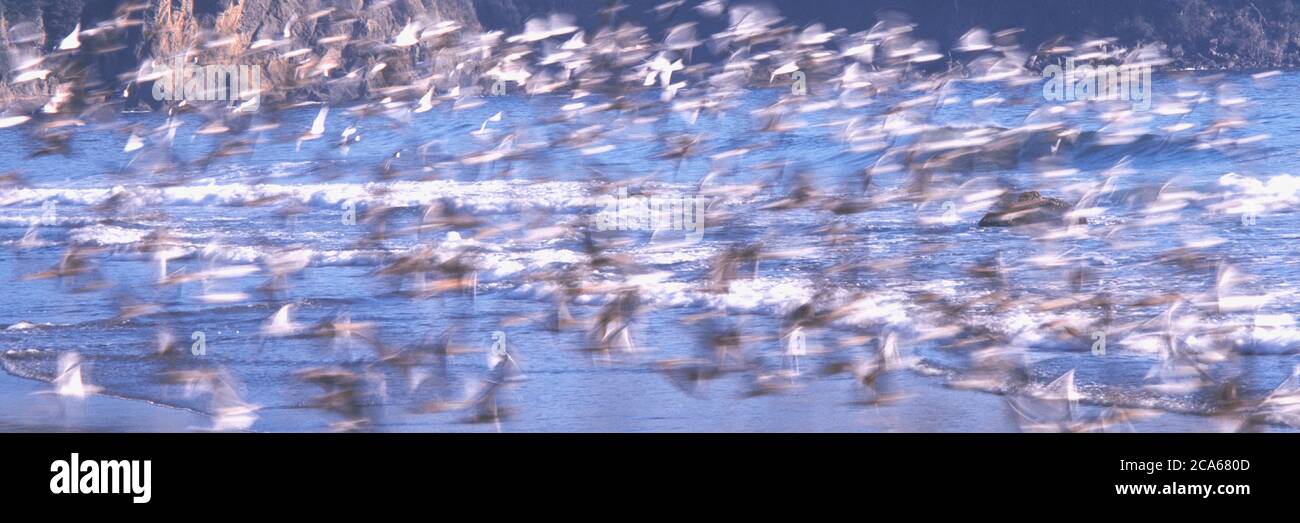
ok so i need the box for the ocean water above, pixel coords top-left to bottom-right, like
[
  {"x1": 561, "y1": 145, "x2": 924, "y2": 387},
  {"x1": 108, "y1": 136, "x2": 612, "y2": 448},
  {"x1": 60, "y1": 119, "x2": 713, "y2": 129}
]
[{"x1": 1, "y1": 71, "x2": 1297, "y2": 432}]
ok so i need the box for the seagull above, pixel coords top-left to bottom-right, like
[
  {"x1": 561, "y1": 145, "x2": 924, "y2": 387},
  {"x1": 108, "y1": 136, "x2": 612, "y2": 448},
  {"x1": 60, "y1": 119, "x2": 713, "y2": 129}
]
[
  {"x1": 296, "y1": 106, "x2": 329, "y2": 150},
  {"x1": 414, "y1": 88, "x2": 436, "y2": 113},
  {"x1": 645, "y1": 54, "x2": 684, "y2": 88},
  {"x1": 472, "y1": 111, "x2": 503, "y2": 137},
  {"x1": 262, "y1": 304, "x2": 304, "y2": 338},
  {"x1": 37, "y1": 353, "x2": 103, "y2": 398},
  {"x1": 1007, "y1": 369, "x2": 1081, "y2": 432},
  {"x1": 58, "y1": 23, "x2": 81, "y2": 50},
  {"x1": 394, "y1": 21, "x2": 421, "y2": 47},
  {"x1": 769, "y1": 62, "x2": 799, "y2": 82}
]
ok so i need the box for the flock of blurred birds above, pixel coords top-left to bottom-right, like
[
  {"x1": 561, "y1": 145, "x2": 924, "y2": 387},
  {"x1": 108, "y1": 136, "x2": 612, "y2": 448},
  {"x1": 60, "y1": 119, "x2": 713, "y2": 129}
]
[{"x1": 2, "y1": 0, "x2": 1299, "y2": 432}]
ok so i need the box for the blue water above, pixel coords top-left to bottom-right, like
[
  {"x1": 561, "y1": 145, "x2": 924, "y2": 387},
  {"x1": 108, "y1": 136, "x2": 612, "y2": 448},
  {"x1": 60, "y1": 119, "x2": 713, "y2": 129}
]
[{"x1": 1, "y1": 72, "x2": 1297, "y2": 432}]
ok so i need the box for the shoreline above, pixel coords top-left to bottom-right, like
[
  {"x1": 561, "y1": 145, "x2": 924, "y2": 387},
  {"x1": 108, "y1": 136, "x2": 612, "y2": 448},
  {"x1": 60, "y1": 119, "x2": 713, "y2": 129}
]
[
  {"x1": 0, "y1": 369, "x2": 208, "y2": 432},
  {"x1": 0, "y1": 360, "x2": 1258, "y2": 432}
]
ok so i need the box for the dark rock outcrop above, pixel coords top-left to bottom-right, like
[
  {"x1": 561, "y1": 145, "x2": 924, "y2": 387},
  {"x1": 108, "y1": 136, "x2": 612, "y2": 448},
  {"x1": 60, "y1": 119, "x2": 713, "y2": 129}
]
[
  {"x1": 1, "y1": 0, "x2": 488, "y2": 105},
  {"x1": 4, "y1": 0, "x2": 1299, "y2": 105},
  {"x1": 978, "y1": 191, "x2": 1085, "y2": 228}
]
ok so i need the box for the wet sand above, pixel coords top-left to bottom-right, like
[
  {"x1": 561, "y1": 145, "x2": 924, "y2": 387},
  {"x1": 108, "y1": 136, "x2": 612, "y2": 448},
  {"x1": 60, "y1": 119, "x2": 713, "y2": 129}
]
[
  {"x1": 0, "y1": 371, "x2": 208, "y2": 432},
  {"x1": 0, "y1": 368, "x2": 1222, "y2": 433}
]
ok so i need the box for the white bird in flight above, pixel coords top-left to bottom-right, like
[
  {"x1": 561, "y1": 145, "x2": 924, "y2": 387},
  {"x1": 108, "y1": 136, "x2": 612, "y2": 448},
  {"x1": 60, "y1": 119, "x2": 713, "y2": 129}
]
[
  {"x1": 58, "y1": 23, "x2": 81, "y2": 50},
  {"x1": 41, "y1": 352, "x2": 103, "y2": 398}
]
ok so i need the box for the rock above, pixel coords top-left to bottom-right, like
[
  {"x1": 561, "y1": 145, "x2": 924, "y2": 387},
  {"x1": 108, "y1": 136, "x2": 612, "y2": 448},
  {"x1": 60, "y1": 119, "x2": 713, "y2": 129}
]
[
  {"x1": 4, "y1": 1, "x2": 1300, "y2": 106},
  {"x1": 978, "y1": 191, "x2": 1085, "y2": 227}
]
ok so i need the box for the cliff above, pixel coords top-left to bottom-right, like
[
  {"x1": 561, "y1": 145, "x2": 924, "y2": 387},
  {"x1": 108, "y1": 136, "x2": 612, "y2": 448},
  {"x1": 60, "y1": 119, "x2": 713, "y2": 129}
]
[
  {"x1": 1, "y1": 0, "x2": 488, "y2": 105},
  {"x1": 2, "y1": 0, "x2": 1297, "y2": 107}
]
